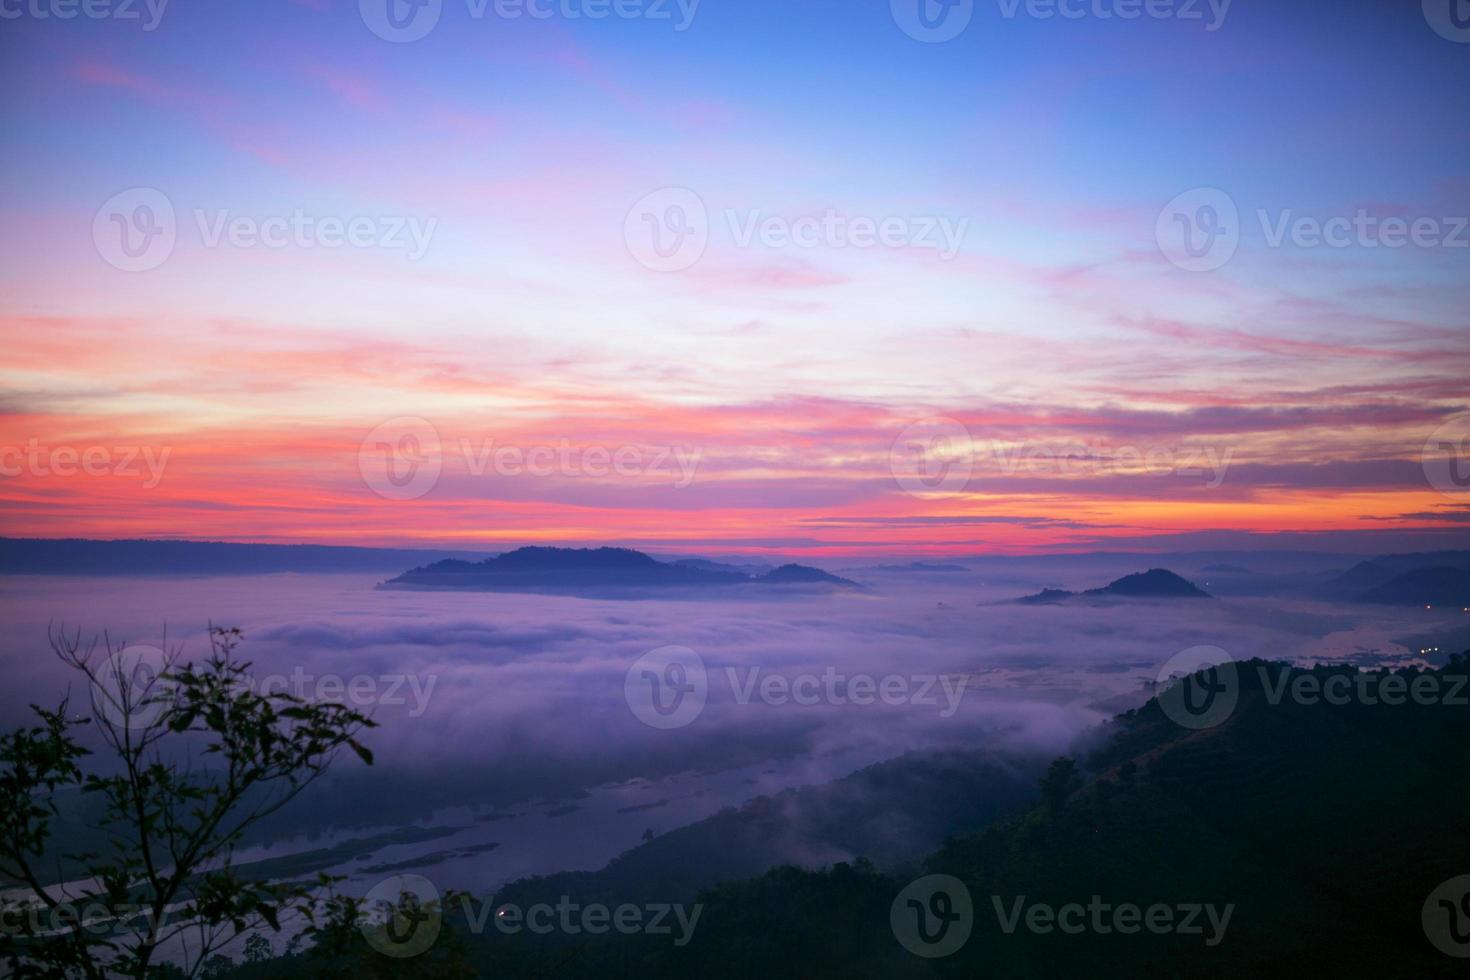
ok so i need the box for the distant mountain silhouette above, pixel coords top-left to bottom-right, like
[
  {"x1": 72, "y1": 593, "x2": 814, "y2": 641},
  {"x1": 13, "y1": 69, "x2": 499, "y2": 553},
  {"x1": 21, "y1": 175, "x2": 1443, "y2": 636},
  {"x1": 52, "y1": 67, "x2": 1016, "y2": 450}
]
[
  {"x1": 1358, "y1": 566, "x2": 1470, "y2": 607},
  {"x1": 672, "y1": 558, "x2": 774, "y2": 577},
  {"x1": 383, "y1": 547, "x2": 858, "y2": 594},
  {"x1": 755, "y1": 564, "x2": 858, "y2": 587},
  {"x1": 1096, "y1": 568, "x2": 1211, "y2": 597},
  {"x1": 1325, "y1": 559, "x2": 1395, "y2": 593},
  {"x1": 1308, "y1": 552, "x2": 1470, "y2": 602},
  {"x1": 0, "y1": 537, "x2": 486, "y2": 575},
  {"x1": 1016, "y1": 588, "x2": 1078, "y2": 605},
  {"x1": 1017, "y1": 568, "x2": 1211, "y2": 603},
  {"x1": 859, "y1": 561, "x2": 971, "y2": 573}
]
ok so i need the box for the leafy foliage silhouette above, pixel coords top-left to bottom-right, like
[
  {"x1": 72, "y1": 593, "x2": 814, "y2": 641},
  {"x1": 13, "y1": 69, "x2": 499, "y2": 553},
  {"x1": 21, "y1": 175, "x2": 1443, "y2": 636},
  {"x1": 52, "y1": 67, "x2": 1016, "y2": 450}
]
[{"x1": 0, "y1": 626, "x2": 375, "y2": 979}]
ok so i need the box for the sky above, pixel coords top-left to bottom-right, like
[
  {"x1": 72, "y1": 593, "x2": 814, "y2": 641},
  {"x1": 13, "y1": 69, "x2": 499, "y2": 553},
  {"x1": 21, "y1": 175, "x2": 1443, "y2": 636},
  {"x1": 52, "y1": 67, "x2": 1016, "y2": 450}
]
[{"x1": 1, "y1": 0, "x2": 1468, "y2": 556}]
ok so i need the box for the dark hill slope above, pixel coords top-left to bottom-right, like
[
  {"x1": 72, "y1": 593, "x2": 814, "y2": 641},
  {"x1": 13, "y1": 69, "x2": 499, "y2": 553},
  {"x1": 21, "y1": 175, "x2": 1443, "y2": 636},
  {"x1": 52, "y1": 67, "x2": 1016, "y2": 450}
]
[
  {"x1": 229, "y1": 656, "x2": 1470, "y2": 980},
  {"x1": 660, "y1": 658, "x2": 1470, "y2": 979},
  {"x1": 427, "y1": 657, "x2": 1470, "y2": 979}
]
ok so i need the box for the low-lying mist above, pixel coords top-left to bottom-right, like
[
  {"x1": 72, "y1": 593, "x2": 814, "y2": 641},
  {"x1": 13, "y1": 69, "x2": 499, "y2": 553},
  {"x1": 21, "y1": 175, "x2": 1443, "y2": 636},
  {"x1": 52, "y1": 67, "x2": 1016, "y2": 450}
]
[{"x1": 0, "y1": 563, "x2": 1446, "y2": 881}]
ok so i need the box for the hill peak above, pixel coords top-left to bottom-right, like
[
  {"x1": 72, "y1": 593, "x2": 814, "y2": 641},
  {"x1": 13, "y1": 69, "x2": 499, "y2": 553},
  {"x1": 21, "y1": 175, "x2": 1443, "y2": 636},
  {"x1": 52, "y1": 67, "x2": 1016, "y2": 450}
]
[
  {"x1": 1092, "y1": 568, "x2": 1211, "y2": 598},
  {"x1": 1015, "y1": 568, "x2": 1211, "y2": 604},
  {"x1": 382, "y1": 547, "x2": 858, "y2": 596}
]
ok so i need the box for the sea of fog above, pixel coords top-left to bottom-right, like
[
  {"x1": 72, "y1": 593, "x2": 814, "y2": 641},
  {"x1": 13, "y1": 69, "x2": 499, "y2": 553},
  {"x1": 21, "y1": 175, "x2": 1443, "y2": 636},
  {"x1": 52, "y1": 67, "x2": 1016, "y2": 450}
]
[{"x1": 0, "y1": 565, "x2": 1451, "y2": 901}]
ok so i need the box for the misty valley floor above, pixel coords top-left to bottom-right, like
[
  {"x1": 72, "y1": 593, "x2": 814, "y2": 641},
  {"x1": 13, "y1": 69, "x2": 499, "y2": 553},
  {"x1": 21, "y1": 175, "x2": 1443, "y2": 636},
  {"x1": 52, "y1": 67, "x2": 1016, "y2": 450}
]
[{"x1": 1, "y1": 558, "x2": 1459, "y2": 910}]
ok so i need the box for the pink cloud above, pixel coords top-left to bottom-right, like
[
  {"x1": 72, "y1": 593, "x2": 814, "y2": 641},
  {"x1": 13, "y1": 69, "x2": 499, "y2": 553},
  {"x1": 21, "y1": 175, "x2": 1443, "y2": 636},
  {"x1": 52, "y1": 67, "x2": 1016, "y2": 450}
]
[
  {"x1": 302, "y1": 63, "x2": 389, "y2": 112},
  {"x1": 72, "y1": 62, "x2": 173, "y2": 101}
]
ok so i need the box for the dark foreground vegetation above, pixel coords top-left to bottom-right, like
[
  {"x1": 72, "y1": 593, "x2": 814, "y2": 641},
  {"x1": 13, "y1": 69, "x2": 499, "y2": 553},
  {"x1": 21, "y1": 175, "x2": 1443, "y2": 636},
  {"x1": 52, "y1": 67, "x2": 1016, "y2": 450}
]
[{"x1": 218, "y1": 652, "x2": 1470, "y2": 979}]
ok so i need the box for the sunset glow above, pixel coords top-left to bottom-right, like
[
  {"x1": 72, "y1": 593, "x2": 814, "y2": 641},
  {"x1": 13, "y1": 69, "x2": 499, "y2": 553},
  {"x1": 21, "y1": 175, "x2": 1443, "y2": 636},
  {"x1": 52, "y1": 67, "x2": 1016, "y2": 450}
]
[{"x1": 2, "y1": 2, "x2": 1467, "y2": 555}]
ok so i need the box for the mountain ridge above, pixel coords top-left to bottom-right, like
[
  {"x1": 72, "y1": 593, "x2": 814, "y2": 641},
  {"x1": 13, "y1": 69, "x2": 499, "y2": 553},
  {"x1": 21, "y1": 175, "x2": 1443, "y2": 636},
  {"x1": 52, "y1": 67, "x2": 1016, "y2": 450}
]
[
  {"x1": 1016, "y1": 568, "x2": 1211, "y2": 603},
  {"x1": 382, "y1": 546, "x2": 859, "y2": 594}
]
